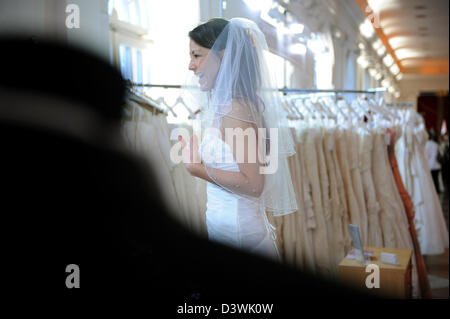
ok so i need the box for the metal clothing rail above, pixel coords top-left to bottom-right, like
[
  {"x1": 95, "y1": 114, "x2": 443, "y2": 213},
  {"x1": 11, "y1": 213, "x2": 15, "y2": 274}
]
[
  {"x1": 126, "y1": 81, "x2": 386, "y2": 94},
  {"x1": 386, "y1": 102, "x2": 414, "y2": 107},
  {"x1": 279, "y1": 87, "x2": 386, "y2": 94}
]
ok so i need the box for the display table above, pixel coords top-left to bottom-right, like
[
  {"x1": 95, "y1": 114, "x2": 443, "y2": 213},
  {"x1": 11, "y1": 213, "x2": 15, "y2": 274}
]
[{"x1": 338, "y1": 246, "x2": 412, "y2": 298}]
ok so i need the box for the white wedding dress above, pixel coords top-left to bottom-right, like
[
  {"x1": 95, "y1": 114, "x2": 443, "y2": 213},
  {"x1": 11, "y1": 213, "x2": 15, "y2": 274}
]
[{"x1": 199, "y1": 132, "x2": 280, "y2": 261}]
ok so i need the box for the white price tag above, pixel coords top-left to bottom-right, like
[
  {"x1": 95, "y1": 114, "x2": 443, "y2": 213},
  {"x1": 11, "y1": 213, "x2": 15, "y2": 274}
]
[
  {"x1": 380, "y1": 252, "x2": 399, "y2": 265},
  {"x1": 385, "y1": 133, "x2": 391, "y2": 146}
]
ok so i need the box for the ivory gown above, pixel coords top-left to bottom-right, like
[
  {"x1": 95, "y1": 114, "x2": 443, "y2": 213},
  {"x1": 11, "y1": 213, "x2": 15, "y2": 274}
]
[{"x1": 199, "y1": 132, "x2": 280, "y2": 261}]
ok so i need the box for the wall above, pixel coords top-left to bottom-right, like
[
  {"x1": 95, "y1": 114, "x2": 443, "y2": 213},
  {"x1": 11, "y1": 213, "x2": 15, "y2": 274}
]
[
  {"x1": 0, "y1": 0, "x2": 111, "y2": 61},
  {"x1": 399, "y1": 74, "x2": 449, "y2": 109}
]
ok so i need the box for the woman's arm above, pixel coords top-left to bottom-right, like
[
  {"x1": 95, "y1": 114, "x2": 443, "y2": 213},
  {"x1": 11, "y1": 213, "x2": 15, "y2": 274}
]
[
  {"x1": 189, "y1": 162, "x2": 264, "y2": 197},
  {"x1": 180, "y1": 113, "x2": 265, "y2": 197}
]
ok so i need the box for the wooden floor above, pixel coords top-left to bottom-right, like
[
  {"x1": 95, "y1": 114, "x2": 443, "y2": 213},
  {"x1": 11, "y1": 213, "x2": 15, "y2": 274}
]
[{"x1": 424, "y1": 189, "x2": 449, "y2": 299}]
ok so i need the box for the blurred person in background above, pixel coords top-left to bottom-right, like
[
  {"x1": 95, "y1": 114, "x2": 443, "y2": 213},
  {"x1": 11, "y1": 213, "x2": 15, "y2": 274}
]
[
  {"x1": 425, "y1": 129, "x2": 442, "y2": 194},
  {"x1": 439, "y1": 132, "x2": 449, "y2": 192}
]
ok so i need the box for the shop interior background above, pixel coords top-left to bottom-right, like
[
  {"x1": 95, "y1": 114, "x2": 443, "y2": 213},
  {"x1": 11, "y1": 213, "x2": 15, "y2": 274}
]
[{"x1": 0, "y1": 0, "x2": 448, "y2": 299}]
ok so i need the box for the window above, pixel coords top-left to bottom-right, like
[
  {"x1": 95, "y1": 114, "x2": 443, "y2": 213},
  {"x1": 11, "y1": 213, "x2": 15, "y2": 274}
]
[
  {"x1": 264, "y1": 51, "x2": 285, "y2": 87},
  {"x1": 109, "y1": 0, "x2": 146, "y2": 28},
  {"x1": 345, "y1": 53, "x2": 356, "y2": 89},
  {"x1": 310, "y1": 33, "x2": 334, "y2": 89},
  {"x1": 364, "y1": 69, "x2": 370, "y2": 90},
  {"x1": 119, "y1": 44, "x2": 132, "y2": 80},
  {"x1": 109, "y1": 0, "x2": 200, "y2": 124}
]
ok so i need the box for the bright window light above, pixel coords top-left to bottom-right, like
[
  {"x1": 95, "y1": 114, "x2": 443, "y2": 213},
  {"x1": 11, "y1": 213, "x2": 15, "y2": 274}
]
[
  {"x1": 307, "y1": 38, "x2": 326, "y2": 54},
  {"x1": 244, "y1": 0, "x2": 273, "y2": 12},
  {"x1": 289, "y1": 23, "x2": 304, "y2": 34},
  {"x1": 263, "y1": 50, "x2": 285, "y2": 87},
  {"x1": 383, "y1": 54, "x2": 394, "y2": 67},
  {"x1": 289, "y1": 42, "x2": 307, "y2": 55}
]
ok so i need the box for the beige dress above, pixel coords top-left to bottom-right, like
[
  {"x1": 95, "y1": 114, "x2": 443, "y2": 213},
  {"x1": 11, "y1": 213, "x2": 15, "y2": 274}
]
[
  {"x1": 323, "y1": 127, "x2": 346, "y2": 269},
  {"x1": 302, "y1": 127, "x2": 333, "y2": 277},
  {"x1": 359, "y1": 130, "x2": 383, "y2": 247}
]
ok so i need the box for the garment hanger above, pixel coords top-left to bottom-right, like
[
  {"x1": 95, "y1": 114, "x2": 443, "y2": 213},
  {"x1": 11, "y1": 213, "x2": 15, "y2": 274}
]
[
  {"x1": 325, "y1": 97, "x2": 346, "y2": 121},
  {"x1": 317, "y1": 97, "x2": 338, "y2": 122},
  {"x1": 305, "y1": 98, "x2": 324, "y2": 125},
  {"x1": 319, "y1": 97, "x2": 338, "y2": 127},
  {"x1": 293, "y1": 98, "x2": 313, "y2": 122},
  {"x1": 363, "y1": 95, "x2": 399, "y2": 127},
  {"x1": 337, "y1": 98, "x2": 359, "y2": 125},
  {"x1": 173, "y1": 95, "x2": 196, "y2": 119},
  {"x1": 287, "y1": 98, "x2": 305, "y2": 120},
  {"x1": 351, "y1": 98, "x2": 371, "y2": 122},
  {"x1": 311, "y1": 99, "x2": 328, "y2": 119},
  {"x1": 282, "y1": 98, "x2": 298, "y2": 119},
  {"x1": 127, "y1": 88, "x2": 167, "y2": 116},
  {"x1": 155, "y1": 97, "x2": 178, "y2": 117}
]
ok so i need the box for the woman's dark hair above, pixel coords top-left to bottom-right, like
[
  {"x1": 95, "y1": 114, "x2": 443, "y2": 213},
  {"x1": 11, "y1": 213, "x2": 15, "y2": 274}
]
[{"x1": 188, "y1": 18, "x2": 229, "y2": 50}]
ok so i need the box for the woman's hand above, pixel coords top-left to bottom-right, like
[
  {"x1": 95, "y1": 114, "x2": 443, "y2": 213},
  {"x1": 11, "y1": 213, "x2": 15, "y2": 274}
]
[{"x1": 179, "y1": 134, "x2": 202, "y2": 176}]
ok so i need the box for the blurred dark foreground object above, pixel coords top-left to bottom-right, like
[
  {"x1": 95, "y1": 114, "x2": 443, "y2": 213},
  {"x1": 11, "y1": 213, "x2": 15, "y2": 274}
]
[{"x1": 0, "y1": 38, "x2": 375, "y2": 312}]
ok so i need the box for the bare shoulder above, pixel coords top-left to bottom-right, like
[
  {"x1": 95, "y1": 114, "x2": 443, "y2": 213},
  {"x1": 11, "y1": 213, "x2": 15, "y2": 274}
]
[{"x1": 221, "y1": 98, "x2": 260, "y2": 129}]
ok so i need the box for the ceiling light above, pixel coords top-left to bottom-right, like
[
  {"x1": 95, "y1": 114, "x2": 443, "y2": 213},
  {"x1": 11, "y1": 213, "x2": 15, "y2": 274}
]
[
  {"x1": 381, "y1": 79, "x2": 390, "y2": 87},
  {"x1": 396, "y1": 73, "x2": 403, "y2": 81},
  {"x1": 388, "y1": 87, "x2": 395, "y2": 93},
  {"x1": 369, "y1": 68, "x2": 377, "y2": 77},
  {"x1": 394, "y1": 92, "x2": 401, "y2": 98},
  {"x1": 377, "y1": 46, "x2": 386, "y2": 56},
  {"x1": 390, "y1": 64, "x2": 400, "y2": 75},
  {"x1": 367, "y1": 0, "x2": 383, "y2": 13},
  {"x1": 357, "y1": 55, "x2": 369, "y2": 69},
  {"x1": 372, "y1": 39, "x2": 382, "y2": 50},
  {"x1": 383, "y1": 54, "x2": 394, "y2": 67},
  {"x1": 358, "y1": 42, "x2": 365, "y2": 50},
  {"x1": 375, "y1": 72, "x2": 382, "y2": 81},
  {"x1": 359, "y1": 19, "x2": 374, "y2": 38}
]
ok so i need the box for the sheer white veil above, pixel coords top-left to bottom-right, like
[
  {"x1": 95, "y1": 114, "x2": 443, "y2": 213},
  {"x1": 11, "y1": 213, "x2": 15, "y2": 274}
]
[{"x1": 182, "y1": 18, "x2": 298, "y2": 216}]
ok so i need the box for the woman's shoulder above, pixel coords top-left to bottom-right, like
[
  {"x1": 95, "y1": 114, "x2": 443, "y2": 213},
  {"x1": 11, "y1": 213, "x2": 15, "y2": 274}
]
[{"x1": 223, "y1": 98, "x2": 261, "y2": 124}]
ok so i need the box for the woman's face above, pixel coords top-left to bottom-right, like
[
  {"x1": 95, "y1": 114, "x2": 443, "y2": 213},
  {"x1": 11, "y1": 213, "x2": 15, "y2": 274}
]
[{"x1": 189, "y1": 39, "x2": 221, "y2": 91}]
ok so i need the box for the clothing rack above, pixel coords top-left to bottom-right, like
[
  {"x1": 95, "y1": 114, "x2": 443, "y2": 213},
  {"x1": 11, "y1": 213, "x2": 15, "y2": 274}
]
[{"x1": 125, "y1": 81, "x2": 386, "y2": 95}]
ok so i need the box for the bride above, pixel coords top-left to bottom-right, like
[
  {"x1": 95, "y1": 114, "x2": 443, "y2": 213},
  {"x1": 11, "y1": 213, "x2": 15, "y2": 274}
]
[{"x1": 179, "y1": 18, "x2": 298, "y2": 261}]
